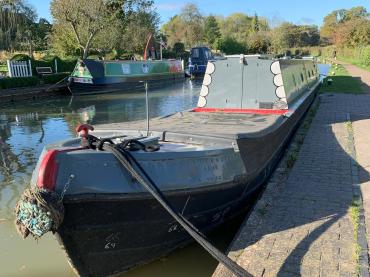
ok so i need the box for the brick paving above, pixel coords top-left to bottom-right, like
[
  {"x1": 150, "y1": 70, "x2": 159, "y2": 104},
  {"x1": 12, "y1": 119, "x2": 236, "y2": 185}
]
[{"x1": 213, "y1": 94, "x2": 370, "y2": 277}]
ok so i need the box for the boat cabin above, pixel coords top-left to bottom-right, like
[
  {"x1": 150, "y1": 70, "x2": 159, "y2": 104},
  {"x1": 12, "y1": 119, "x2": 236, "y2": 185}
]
[{"x1": 188, "y1": 46, "x2": 213, "y2": 76}]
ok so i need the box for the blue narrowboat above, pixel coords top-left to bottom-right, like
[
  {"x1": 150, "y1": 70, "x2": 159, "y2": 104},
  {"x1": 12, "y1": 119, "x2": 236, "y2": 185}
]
[{"x1": 188, "y1": 46, "x2": 213, "y2": 76}]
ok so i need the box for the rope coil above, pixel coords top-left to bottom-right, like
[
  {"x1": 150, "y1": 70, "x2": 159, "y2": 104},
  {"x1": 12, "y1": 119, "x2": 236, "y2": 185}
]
[{"x1": 14, "y1": 187, "x2": 64, "y2": 239}]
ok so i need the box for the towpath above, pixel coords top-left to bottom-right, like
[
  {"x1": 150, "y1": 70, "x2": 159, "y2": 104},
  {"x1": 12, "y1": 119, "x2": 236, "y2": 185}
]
[
  {"x1": 213, "y1": 93, "x2": 370, "y2": 277},
  {"x1": 337, "y1": 61, "x2": 370, "y2": 93}
]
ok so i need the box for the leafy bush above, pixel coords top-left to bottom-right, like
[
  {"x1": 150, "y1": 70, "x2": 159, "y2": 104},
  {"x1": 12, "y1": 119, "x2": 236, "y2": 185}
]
[
  {"x1": 41, "y1": 72, "x2": 70, "y2": 84},
  {"x1": 363, "y1": 46, "x2": 370, "y2": 66},
  {"x1": 11, "y1": 54, "x2": 32, "y2": 61},
  {"x1": 215, "y1": 37, "x2": 246, "y2": 55},
  {"x1": 0, "y1": 76, "x2": 39, "y2": 89}
]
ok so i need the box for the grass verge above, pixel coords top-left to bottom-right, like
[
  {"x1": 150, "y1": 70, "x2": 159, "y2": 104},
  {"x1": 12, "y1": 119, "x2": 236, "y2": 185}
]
[
  {"x1": 349, "y1": 198, "x2": 361, "y2": 275},
  {"x1": 319, "y1": 64, "x2": 363, "y2": 94}
]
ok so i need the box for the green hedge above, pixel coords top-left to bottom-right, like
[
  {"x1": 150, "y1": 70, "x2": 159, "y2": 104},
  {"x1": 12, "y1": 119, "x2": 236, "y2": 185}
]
[
  {"x1": 0, "y1": 76, "x2": 39, "y2": 89},
  {"x1": 321, "y1": 45, "x2": 370, "y2": 69},
  {"x1": 41, "y1": 72, "x2": 70, "y2": 84}
]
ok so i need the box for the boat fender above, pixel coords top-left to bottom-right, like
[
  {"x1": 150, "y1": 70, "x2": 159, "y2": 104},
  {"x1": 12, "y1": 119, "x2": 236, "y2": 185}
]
[{"x1": 14, "y1": 187, "x2": 64, "y2": 239}]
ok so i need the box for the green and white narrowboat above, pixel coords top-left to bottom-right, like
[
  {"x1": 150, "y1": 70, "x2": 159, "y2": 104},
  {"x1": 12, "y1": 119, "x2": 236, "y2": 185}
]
[{"x1": 68, "y1": 59, "x2": 185, "y2": 95}]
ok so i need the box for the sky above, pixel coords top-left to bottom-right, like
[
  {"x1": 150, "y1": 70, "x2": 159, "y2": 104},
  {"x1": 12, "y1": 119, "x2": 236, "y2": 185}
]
[{"x1": 29, "y1": 0, "x2": 369, "y2": 27}]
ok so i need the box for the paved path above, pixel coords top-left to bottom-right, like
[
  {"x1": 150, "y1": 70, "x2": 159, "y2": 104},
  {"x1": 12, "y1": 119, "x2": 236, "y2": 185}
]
[
  {"x1": 337, "y1": 61, "x2": 370, "y2": 93},
  {"x1": 213, "y1": 94, "x2": 370, "y2": 277}
]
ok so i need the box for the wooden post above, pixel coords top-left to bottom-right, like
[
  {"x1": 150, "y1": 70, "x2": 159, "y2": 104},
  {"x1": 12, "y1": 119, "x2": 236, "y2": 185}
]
[
  {"x1": 28, "y1": 60, "x2": 32, "y2": 76},
  {"x1": 7, "y1": 60, "x2": 12, "y2": 77}
]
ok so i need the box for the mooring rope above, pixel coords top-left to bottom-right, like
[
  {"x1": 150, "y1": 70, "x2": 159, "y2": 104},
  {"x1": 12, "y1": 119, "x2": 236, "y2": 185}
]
[
  {"x1": 14, "y1": 187, "x2": 64, "y2": 239},
  {"x1": 94, "y1": 137, "x2": 251, "y2": 277}
]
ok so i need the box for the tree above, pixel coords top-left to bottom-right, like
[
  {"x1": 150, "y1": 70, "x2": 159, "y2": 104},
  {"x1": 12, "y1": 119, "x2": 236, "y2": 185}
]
[
  {"x1": 51, "y1": 0, "x2": 113, "y2": 58},
  {"x1": 218, "y1": 13, "x2": 252, "y2": 45},
  {"x1": 161, "y1": 15, "x2": 186, "y2": 47},
  {"x1": 0, "y1": 0, "x2": 37, "y2": 52},
  {"x1": 179, "y1": 3, "x2": 204, "y2": 47},
  {"x1": 118, "y1": 8, "x2": 160, "y2": 55},
  {"x1": 248, "y1": 32, "x2": 270, "y2": 53},
  {"x1": 51, "y1": 0, "x2": 155, "y2": 58},
  {"x1": 320, "y1": 6, "x2": 369, "y2": 46},
  {"x1": 204, "y1": 15, "x2": 220, "y2": 47},
  {"x1": 250, "y1": 13, "x2": 260, "y2": 33},
  {"x1": 215, "y1": 37, "x2": 246, "y2": 55}
]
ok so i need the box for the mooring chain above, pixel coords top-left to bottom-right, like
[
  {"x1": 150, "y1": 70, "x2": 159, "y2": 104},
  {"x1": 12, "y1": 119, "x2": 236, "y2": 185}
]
[{"x1": 59, "y1": 174, "x2": 75, "y2": 202}]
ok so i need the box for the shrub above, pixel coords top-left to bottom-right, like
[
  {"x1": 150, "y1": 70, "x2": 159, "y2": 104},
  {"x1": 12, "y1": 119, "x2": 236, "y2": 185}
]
[
  {"x1": 11, "y1": 54, "x2": 32, "y2": 61},
  {"x1": 215, "y1": 37, "x2": 246, "y2": 55},
  {"x1": 0, "y1": 76, "x2": 39, "y2": 89}
]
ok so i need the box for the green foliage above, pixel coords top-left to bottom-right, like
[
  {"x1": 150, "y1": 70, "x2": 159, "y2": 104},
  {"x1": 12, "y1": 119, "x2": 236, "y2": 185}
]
[
  {"x1": 247, "y1": 32, "x2": 270, "y2": 53},
  {"x1": 50, "y1": 0, "x2": 157, "y2": 58},
  {"x1": 173, "y1": 42, "x2": 185, "y2": 55},
  {"x1": 215, "y1": 37, "x2": 246, "y2": 55},
  {"x1": 204, "y1": 15, "x2": 221, "y2": 47},
  {"x1": 320, "y1": 6, "x2": 369, "y2": 46},
  {"x1": 41, "y1": 72, "x2": 70, "y2": 84},
  {"x1": 11, "y1": 53, "x2": 32, "y2": 61},
  {"x1": 0, "y1": 76, "x2": 38, "y2": 89}
]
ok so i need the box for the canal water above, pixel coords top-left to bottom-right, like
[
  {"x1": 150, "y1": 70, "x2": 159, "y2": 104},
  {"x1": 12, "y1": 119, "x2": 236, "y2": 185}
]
[{"x1": 0, "y1": 64, "x2": 329, "y2": 277}]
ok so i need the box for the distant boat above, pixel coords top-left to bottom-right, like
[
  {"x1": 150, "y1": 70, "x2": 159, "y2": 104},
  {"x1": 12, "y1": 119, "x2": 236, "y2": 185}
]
[
  {"x1": 17, "y1": 55, "x2": 320, "y2": 276},
  {"x1": 68, "y1": 59, "x2": 185, "y2": 95},
  {"x1": 188, "y1": 46, "x2": 214, "y2": 76}
]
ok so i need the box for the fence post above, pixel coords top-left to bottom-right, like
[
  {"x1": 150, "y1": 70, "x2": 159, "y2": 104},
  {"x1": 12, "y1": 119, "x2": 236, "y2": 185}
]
[
  {"x1": 28, "y1": 60, "x2": 32, "y2": 76},
  {"x1": 54, "y1": 59, "x2": 58, "y2": 73},
  {"x1": 7, "y1": 60, "x2": 12, "y2": 77}
]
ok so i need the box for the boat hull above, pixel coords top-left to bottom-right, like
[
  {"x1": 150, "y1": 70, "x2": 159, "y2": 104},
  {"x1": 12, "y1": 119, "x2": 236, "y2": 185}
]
[
  {"x1": 55, "y1": 82, "x2": 317, "y2": 276},
  {"x1": 68, "y1": 73, "x2": 185, "y2": 96}
]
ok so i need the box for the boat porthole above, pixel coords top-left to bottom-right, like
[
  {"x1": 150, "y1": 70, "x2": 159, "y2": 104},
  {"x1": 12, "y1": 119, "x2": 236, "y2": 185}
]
[
  {"x1": 270, "y1": 61, "x2": 281, "y2": 75},
  {"x1": 273, "y1": 74, "x2": 284, "y2": 87},
  {"x1": 203, "y1": 74, "x2": 212, "y2": 86},
  {"x1": 275, "y1": 86, "x2": 286, "y2": 98},
  {"x1": 197, "y1": 96, "x2": 207, "y2": 107},
  {"x1": 200, "y1": 85, "x2": 209, "y2": 97},
  {"x1": 205, "y1": 62, "x2": 215, "y2": 74}
]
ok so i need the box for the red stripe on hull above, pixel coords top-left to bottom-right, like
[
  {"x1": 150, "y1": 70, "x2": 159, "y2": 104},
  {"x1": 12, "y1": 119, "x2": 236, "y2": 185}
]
[{"x1": 192, "y1": 107, "x2": 289, "y2": 115}]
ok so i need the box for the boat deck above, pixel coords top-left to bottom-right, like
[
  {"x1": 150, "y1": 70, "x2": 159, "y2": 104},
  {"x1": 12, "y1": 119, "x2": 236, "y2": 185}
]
[{"x1": 95, "y1": 111, "x2": 283, "y2": 140}]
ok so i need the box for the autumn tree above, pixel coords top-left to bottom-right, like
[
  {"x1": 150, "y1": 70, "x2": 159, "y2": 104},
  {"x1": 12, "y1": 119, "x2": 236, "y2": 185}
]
[{"x1": 320, "y1": 6, "x2": 369, "y2": 46}]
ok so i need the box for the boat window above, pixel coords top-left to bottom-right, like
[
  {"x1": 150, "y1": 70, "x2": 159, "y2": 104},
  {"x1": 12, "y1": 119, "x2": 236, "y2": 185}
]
[
  {"x1": 191, "y1": 48, "x2": 200, "y2": 58},
  {"x1": 292, "y1": 74, "x2": 297, "y2": 87},
  {"x1": 308, "y1": 71, "x2": 311, "y2": 78},
  {"x1": 205, "y1": 50, "x2": 212, "y2": 60},
  {"x1": 300, "y1": 73, "x2": 304, "y2": 83}
]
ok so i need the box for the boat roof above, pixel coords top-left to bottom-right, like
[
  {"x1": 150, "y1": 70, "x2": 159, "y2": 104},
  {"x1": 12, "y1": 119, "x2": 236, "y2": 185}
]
[{"x1": 94, "y1": 111, "x2": 283, "y2": 141}]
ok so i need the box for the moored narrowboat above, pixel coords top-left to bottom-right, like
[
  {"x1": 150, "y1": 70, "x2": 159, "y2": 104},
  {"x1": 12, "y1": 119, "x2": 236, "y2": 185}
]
[
  {"x1": 68, "y1": 59, "x2": 185, "y2": 95},
  {"x1": 16, "y1": 54, "x2": 320, "y2": 276},
  {"x1": 188, "y1": 46, "x2": 214, "y2": 76}
]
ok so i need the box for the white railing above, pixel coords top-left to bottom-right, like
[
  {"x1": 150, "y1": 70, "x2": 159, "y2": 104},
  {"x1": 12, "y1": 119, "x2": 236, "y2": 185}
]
[{"x1": 6, "y1": 60, "x2": 32, "y2": 77}]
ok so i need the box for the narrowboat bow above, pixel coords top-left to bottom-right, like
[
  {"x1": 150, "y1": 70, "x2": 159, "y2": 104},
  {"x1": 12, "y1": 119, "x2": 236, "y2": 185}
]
[{"x1": 16, "y1": 55, "x2": 320, "y2": 276}]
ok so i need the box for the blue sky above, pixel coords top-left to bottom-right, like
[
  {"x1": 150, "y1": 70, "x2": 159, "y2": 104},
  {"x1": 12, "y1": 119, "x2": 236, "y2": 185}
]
[{"x1": 29, "y1": 0, "x2": 369, "y2": 26}]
